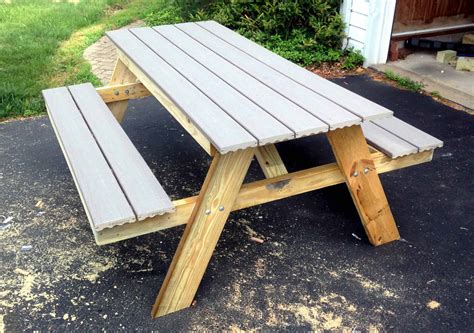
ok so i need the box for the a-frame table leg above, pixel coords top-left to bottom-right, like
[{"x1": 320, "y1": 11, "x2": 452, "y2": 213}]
[
  {"x1": 326, "y1": 125, "x2": 400, "y2": 246},
  {"x1": 107, "y1": 58, "x2": 137, "y2": 122},
  {"x1": 151, "y1": 147, "x2": 256, "y2": 318},
  {"x1": 255, "y1": 144, "x2": 288, "y2": 178}
]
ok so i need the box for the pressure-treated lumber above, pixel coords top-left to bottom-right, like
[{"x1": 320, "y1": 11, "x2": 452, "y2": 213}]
[
  {"x1": 255, "y1": 144, "x2": 288, "y2": 178},
  {"x1": 95, "y1": 150, "x2": 433, "y2": 245},
  {"x1": 96, "y1": 82, "x2": 150, "y2": 103},
  {"x1": 151, "y1": 148, "x2": 255, "y2": 317},
  {"x1": 327, "y1": 125, "x2": 400, "y2": 246},
  {"x1": 107, "y1": 58, "x2": 138, "y2": 122}
]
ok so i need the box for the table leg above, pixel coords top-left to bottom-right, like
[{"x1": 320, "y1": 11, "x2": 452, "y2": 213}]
[
  {"x1": 326, "y1": 125, "x2": 400, "y2": 246},
  {"x1": 255, "y1": 144, "x2": 288, "y2": 178},
  {"x1": 107, "y1": 58, "x2": 137, "y2": 122},
  {"x1": 151, "y1": 147, "x2": 255, "y2": 318}
]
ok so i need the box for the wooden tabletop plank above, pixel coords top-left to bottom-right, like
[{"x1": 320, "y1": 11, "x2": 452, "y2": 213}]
[
  {"x1": 372, "y1": 117, "x2": 444, "y2": 152},
  {"x1": 131, "y1": 27, "x2": 294, "y2": 145},
  {"x1": 361, "y1": 121, "x2": 418, "y2": 158},
  {"x1": 69, "y1": 83, "x2": 175, "y2": 221},
  {"x1": 154, "y1": 25, "x2": 328, "y2": 138},
  {"x1": 42, "y1": 87, "x2": 136, "y2": 230},
  {"x1": 177, "y1": 22, "x2": 360, "y2": 130},
  {"x1": 106, "y1": 29, "x2": 257, "y2": 153},
  {"x1": 197, "y1": 20, "x2": 393, "y2": 121}
]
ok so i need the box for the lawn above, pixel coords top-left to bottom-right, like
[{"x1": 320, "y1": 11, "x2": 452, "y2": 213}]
[{"x1": 0, "y1": 0, "x2": 168, "y2": 120}]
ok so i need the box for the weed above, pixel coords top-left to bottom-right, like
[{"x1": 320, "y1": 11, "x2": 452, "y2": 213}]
[{"x1": 384, "y1": 71, "x2": 425, "y2": 91}]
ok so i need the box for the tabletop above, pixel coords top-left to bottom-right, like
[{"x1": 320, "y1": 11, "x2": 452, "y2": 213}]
[{"x1": 107, "y1": 21, "x2": 393, "y2": 153}]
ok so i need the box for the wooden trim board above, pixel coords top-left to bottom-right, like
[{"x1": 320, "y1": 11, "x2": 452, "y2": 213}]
[{"x1": 95, "y1": 150, "x2": 433, "y2": 245}]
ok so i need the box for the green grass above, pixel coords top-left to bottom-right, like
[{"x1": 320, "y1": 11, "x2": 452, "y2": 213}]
[
  {"x1": 0, "y1": 0, "x2": 169, "y2": 120},
  {"x1": 384, "y1": 70, "x2": 425, "y2": 92}
]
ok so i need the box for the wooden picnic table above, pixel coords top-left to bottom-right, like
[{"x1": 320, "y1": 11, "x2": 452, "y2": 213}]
[{"x1": 42, "y1": 21, "x2": 443, "y2": 318}]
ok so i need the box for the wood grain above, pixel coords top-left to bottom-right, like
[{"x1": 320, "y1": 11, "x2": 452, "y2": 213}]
[
  {"x1": 95, "y1": 150, "x2": 434, "y2": 245},
  {"x1": 327, "y1": 125, "x2": 400, "y2": 246},
  {"x1": 96, "y1": 82, "x2": 150, "y2": 103},
  {"x1": 107, "y1": 58, "x2": 138, "y2": 122},
  {"x1": 151, "y1": 148, "x2": 255, "y2": 317},
  {"x1": 255, "y1": 144, "x2": 288, "y2": 178}
]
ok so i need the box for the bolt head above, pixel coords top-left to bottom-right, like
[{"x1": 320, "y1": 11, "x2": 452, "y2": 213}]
[
  {"x1": 114, "y1": 90, "x2": 119, "y2": 96},
  {"x1": 205, "y1": 209, "x2": 211, "y2": 215},
  {"x1": 352, "y1": 171, "x2": 359, "y2": 177},
  {"x1": 364, "y1": 167, "x2": 369, "y2": 174},
  {"x1": 219, "y1": 206, "x2": 225, "y2": 212}
]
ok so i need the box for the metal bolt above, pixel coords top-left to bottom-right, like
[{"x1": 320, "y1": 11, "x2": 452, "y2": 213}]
[
  {"x1": 352, "y1": 171, "x2": 359, "y2": 177},
  {"x1": 219, "y1": 206, "x2": 225, "y2": 212},
  {"x1": 364, "y1": 167, "x2": 369, "y2": 174},
  {"x1": 114, "y1": 90, "x2": 119, "y2": 96},
  {"x1": 124, "y1": 89, "x2": 130, "y2": 95},
  {"x1": 205, "y1": 209, "x2": 211, "y2": 215}
]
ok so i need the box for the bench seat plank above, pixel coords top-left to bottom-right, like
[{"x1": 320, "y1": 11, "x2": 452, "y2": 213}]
[
  {"x1": 197, "y1": 20, "x2": 393, "y2": 121},
  {"x1": 106, "y1": 29, "x2": 257, "y2": 153},
  {"x1": 154, "y1": 24, "x2": 328, "y2": 138},
  {"x1": 69, "y1": 83, "x2": 175, "y2": 222},
  {"x1": 362, "y1": 121, "x2": 418, "y2": 158},
  {"x1": 177, "y1": 22, "x2": 361, "y2": 130},
  {"x1": 131, "y1": 27, "x2": 294, "y2": 145},
  {"x1": 42, "y1": 87, "x2": 136, "y2": 230},
  {"x1": 373, "y1": 117, "x2": 444, "y2": 152}
]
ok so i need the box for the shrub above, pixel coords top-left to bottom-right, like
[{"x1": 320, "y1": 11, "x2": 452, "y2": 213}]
[{"x1": 145, "y1": 0, "x2": 364, "y2": 67}]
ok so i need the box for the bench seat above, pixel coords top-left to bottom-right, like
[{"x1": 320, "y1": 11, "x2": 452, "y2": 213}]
[
  {"x1": 362, "y1": 116, "x2": 443, "y2": 158},
  {"x1": 42, "y1": 83, "x2": 174, "y2": 234}
]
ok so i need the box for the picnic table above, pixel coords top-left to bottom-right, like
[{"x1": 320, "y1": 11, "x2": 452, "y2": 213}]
[{"x1": 42, "y1": 21, "x2": 443, "y2": 318}]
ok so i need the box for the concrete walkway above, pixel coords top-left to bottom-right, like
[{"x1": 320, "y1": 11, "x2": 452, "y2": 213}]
[
  {"x1": 1, "y1": 75, "x2": 473, "y2": 331},
  {"x1": 373, "y1": 51, "x2": 474, "y2": 110}
]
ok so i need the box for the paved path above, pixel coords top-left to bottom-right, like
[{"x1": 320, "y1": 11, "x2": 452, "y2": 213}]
[
  {"x1": 84, "y1": 21, "x2": 143, "y2": 84},
  {"x1": 1, "y1": 75, "x2": 472, "y2": 331}
]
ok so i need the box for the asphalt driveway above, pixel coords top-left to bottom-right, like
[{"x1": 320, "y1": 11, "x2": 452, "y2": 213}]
[{"x1": 0, "y1": 75, "x2": 472, "y2": 331}]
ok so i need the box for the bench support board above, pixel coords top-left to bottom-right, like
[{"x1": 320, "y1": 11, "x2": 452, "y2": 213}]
[
  {"x1": 151, "y1": 148, "x2": 255, "y2": 318},
  {"x1": 327, "y1": 126, "x2": 400, "y2": 246},
  {"x1": 95, "y1": 150, "x2": 432, "y2": 245}
]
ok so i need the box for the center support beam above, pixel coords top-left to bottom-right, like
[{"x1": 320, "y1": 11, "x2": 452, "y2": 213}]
[
  {"x1": 151, "y1": 148, "x2": 256, "y2": 318},
  {"x1": 326, "y1": 125, "x2": 400, "y2": 246}
]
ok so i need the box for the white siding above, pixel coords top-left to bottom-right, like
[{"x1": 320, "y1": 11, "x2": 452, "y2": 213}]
[{"x1": 341, "y1": 0, "x2": 396, "y2": 66}]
